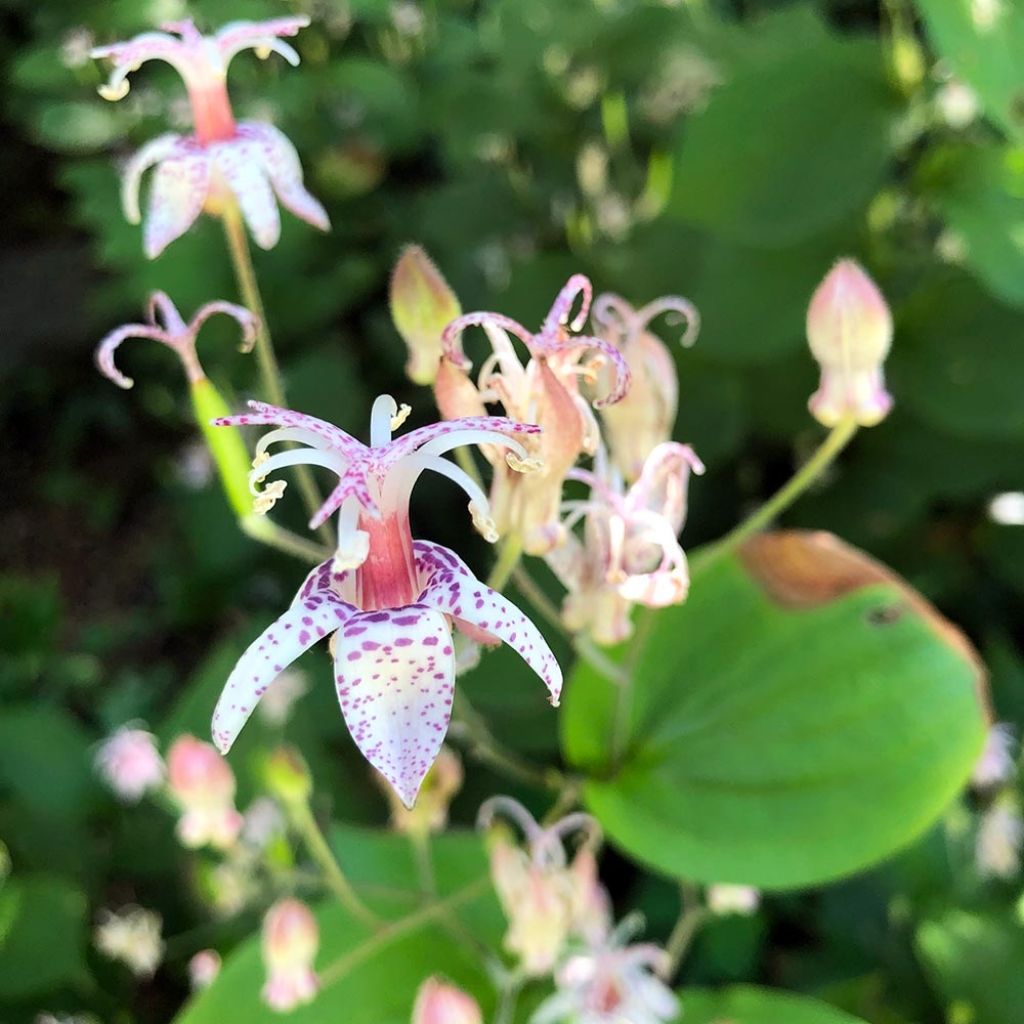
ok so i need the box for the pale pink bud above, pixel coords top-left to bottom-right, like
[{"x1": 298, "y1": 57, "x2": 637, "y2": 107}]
[
  {"x1": 391, "y1": 246, "x2": 462, "y2": 385},
  {"x1": 706, "y1": 883, "x2": 760, "y2": 916},
  {"x1": 261, "y1": 899, "x2": 320, "y2": 1012},
  {"x1": 972, "y1": 723, "x2": 1016, "y2": 789},
  {"x1": 412, "y1": 977, "x2": 482, "y2": 1024},
  {"x1": 806, "y1": 259, "x2": 893, "y2": 427},
  {"x1": 383, "y1": 746, "x2": 464, "y2": 836},
  {"x1": 94, "y1": 726, "x2": 165, "y2": 802},
  {"x1": 166, "y1": 735, "x2": 243, "y2": 850},
  {"x1": 188, "y1": 949, "x2": 222, "y2": 990}
]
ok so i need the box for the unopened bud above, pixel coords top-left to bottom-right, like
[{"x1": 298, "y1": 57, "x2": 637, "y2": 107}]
[
  {"x1": 264, "y1": 745, "x2": 313, "y2": 807},
  {"x1": 188, "y1": 949, "x2": 222, "y2": 990},
  {"x1": 261, "y1": 899, "x2": 319, "y2": 1012},
  {"x1": 806, "y1": 259, "x2": 893, "y2": 427},
  {"x1": 412, "y1": 977, "x2": 482, "y2": 1024},
  {"x1": 390, "y1": 245, "x2": 462, "y2": 386},
  {"x1": 166, "y1": 735, "x2": 243, "y2": 850},
  {"x1": 383, "y1": 746, "x2": 463, "y2": 836},
  {"x1": 95, "y1": 726, "x2": 165, "y2": 803}
]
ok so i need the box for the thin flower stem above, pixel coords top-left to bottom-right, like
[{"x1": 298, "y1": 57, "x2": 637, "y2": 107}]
[
  {"x1": 494, "y1": 976, "x2": 524, "y2": 1024},
  {"x1": 219, "y1": 203, "x2": 333, "y2": 546},
  {"x1": 240, "y1": 515, "x2": 331, "y2": 564},
  {"x1": 410, "y1": 832, "x2": 436, "y2": 898},
  {"x1": 487, "y1": 532, "x2": 524, "y2": 592},
  {"x1": 690, "y1": 417, "x2": 859, "y2": 580},
  {"x1": 510, "y1": 565, "x2": 564, "y2": 631},
  {"x1": 287, "y1": 798, "x2": 381, "y2": 929},
  {"x1": 541, "y1": 779, "x2": 583, "y2": 826},
  {"x1": 662, "y1": 883, "x2": 708, "y2": 980}
]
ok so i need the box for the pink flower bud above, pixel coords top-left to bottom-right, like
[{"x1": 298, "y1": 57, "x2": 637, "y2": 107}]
[
  {"x1": 188, "y1": 949, "x2": 222, "y2": 990},
  {"x1": 412, "y1": 977, "x2": 482, "y2": 1024},
  {"x1": 261, "y1": 899, "x2": 320, "y2": 1012},
  {"x1": 166, "y1": 735, "x2": 243, "y2": 850},
  {"x1": 94, "y1": 726, "x2": 165, "y2": 802},
  {"x1": 390, "y1": 246, "x2": 462, "y2": 385},
  {"x1": 806, "y1": 259, "x2": 893, "y2": 427}
]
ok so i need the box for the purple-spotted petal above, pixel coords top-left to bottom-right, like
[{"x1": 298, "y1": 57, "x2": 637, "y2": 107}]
[
  {"x1": 214, "y1": 17, "x2": 309, "y2": 67},
  {"x1": 213, "y1": 139, "x2": 280, "y2": 249},
  {"x1": 387, "y1": 416, "x2": 541, "y2": 462},
  {"x1": 310, "y1": 461, "x2": 380, "y2": 530},
  {"x1": 332, "y1": 605, "x2": 456, "y2": 808},
  {"x1": 413, "y1": 540, "x2": 562, "y2": 706},
  {"x1": 212, "y1": 563, "x2": 355, "y2": 753},
  {"x1": 122, "y1": 133, "x2": 188, "y2": 224},
  {"x1": 215, "y1": 400, "x2": 363, "y2": 456},
  {"x1": 144, "y1": 151, "x2": 211, "y2": 258}
]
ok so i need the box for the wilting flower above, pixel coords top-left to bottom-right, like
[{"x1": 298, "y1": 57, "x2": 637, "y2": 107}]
[
  {"x1": 92, "y1": 17, "x2": 329, "y2": 256},
  {"x1": 436, "y1": 275, "x2": 630, "y2": 555},
  {"x1": 391, "y1": 246, "x2": 462, "y2": 386},
  {"x1": 412, "y1": 977, "x2": 483, "y2": 1024},
  {"x1": 972, "y1": 722, "x2": 1016, "y2": 790},
  {"x1": 707, "y1": 884, "x2": 760, "y2": 916},
  {"x1": 590, "y1": 293, "x2": 699, "y2": 481},
  {"x1": 94, "y1": 906, "x2": 164, "y2": 977},
  {"x1": 166, "y1": 735, "x2": 244, "y2": 850},
  {"x1": 261, "y1": 899, "x2": 319, "y2": 1012},
  {"x1": 383, "y1": 745, "x2": 464, "y2": 836},
  {"x1": 547, "y1": 443, "x2": 703, "y2": 646},
  {"x1": 189, "y1": 949, "x2": 222, "y2": 990},
  {"x1": 94, "y1": 726, "x2": 165, "y2": 802},
  {"x1": 806, "y1": 259, "x2": 893, "y2": 428},
  {"x1": 532, "y1": 926, "x2": 678, "y2": 1024},
  {"x1": 479, "y1": 796, "x2": 607, "y2": 976},
  {"x1": 211, "y1": 396, "x2": 561, "y2": 807},
  {"x1": 976, "y1": 799, "x2": 1024, "y2": 880}
]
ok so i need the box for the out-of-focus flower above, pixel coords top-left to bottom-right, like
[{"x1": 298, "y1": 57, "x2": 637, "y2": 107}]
[
  {"x1": 437, "y1": 275, "x2": 630, "y2": 555},
  {"x1": 412, "y1": 977, "x2": 482, "y2": 1024},
  {"x1": 976, "y1": 799, "x2": 1024, "y2": 879},
  {"x1": 972, "y1": 722, "x2": 1016, "y2": 790},
  {"x1": 383, "y1": 745, "x2": 463, "y2": 836},
  {"x1": 532, "y1": 928, "x2": 678, "y2": 1024},
  {"x1": 989, "y1": 491, "x2": 1024, "y2": 526},
  {"x1": 60, "y1": 27, "x2": 95, "y2": 69},
  {"x1": 205, "y1": 856, "x2": 259, "y2": 917},
  {"x1": 257, "y1": 668, "x2": 310, "y2": 727},
  {"x1": 94, "y1": 906, "x2": 164, "y2": 977},
  {"x1": 261, "y1": 899, "x2": 319, "y2": 1012},
  {"x1": 568, "y1": 846, "x2": 613, "y2": 944},
  {"x1": 707, "y1": 884, "x2": 760, "y2": 916},
  {"x1": 935, "y1": 78, "x2": 979, "y2": 129},
  {"x1": 806, "y1": 259, "x2": 893, "y2": 428},
  {"x1": 91, "y1": 18, "x2": 328, "y2": 256},
  {"x1": 94, "y1": 726, "x2": 165, "y2": 802},
  {"x1": 211, "y1": 397, "x2": 561, "y2": 807},
  {"x1": 590, "y1": 293, "x2": 698, "y2": 482},
  {"x1": 167, "y1": 735, "x2": 244, "y2": 849},
  {"x1": 547, "y1": 443, "x2": 703, "y2": 646},
  {"x1": 479, "y1": 796, "x2": 607, "y2": 976},
  {"x1": 390, "y1": 246, "x2": 462, "y2": 386},
  {"x1": 189, "y1": 949, "x2": 222, "y2": 990},
  {"x1": 242, "y1": 797, "x2": 287, "y2": 850}
]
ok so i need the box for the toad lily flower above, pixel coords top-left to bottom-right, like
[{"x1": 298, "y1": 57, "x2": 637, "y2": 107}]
[
  {"x1": 211, "y1": 397, "x2": 562, "y2": 807},
  {"x1": 91, "y1": 17, "x2": 329, "y2": 257},
  {"x1": 548, "y1": 442, "x2": 703, "y2": 646},
  {"x1": 591, "y1": 292, "x2": 699, "y2": 482},
  {"x1": 436, "y1": 274, "x2": 631, "y2": 555}
]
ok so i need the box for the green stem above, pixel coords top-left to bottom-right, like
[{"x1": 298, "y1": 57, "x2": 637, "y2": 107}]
[
  {"x1": 220, "y1": 205, "x2": 333, "y2": 546},
  {"x1": 494, "y1": 976, "x2": 524, "y2": 1024},
  {"x1": 691, "y1": 417, "x2": 859, "y2": 579},
  {"x1": 410, "y1": 831, "x2": 436, "y2": 898},
  {"x1": 662, "y1": 883, "x2": 708, "y2": 980},
  {"x1": 287, "y1": 799, "x2": 380, "y2": 929},
  {"x1": 241, "y1": 515, "x2": 331, "y2": 565},
  {"x1": 487, "y1": 532, "x2": 524, "y2": 592}
]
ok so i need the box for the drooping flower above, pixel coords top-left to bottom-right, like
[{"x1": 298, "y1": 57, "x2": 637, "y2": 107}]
[
  {"x1": 806, "y1": 259, "x2": 893, "y2": 428},
  {"x1": 94, "y1": 725, "x2": 165, "y2": 802},
  {"x1": 547, "y1": 442, "x2": 703, "y2": 646},
  {"x1": 706, "y1": 884, "x2": 761, "y2": 916},
  {"x1": 976, "y1": 798, "x2": 1024, "y2": 880},
  {"x1": 382, "y1": 745, "x2": 464, "y2": 837},
  {"x1": 91, "y1": 17, "x2": 329, "y2": 257},
  {"x1": 479, "y1": 796, "x2": 607, "y2": 976},
  {"x1": 261, "y1": 899, "x2": 319, "y2": 1012},
  {"x1": 166, "y1": 734, "x2": 244, "y2": 850},
  {"x1": 972, "y1": 722, "x2": 1016, "y2": 790},
  {"x1": 211, "y1": 396, "x2": 561, "y2": 807},
  {"x1": 532, "y1": 925, "x2": 679, "y2": 1024},
  {"x1": 94, "y1": 906, "x2": 164, "y2": 978},
  {"x1": 590, "y1": 292, "x2": 699, "y2": 482},
  {"x1": 436, "y1": 275, "x2": 631, "y2": 555},
  {"x1": 412, "y1": 977, "x2": 483, "y2": 1024},
  {"x1": 188, "y1": 949, "x2": 222, "y2": 991}
]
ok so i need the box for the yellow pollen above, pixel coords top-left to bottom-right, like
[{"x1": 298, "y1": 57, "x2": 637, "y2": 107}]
[
  {"x1": 390, "y1": 403, "x2": 412, "y2": 430},
  {"x1": 469, "y1": 502, "x2": 499, "y2": 543},
  {"x1": 98, "y1": 80, "x2": 131, "y2": 102},
  {"x1": 506, "y1": 452, "x2": 544, "y2": 473},
  {"x1": 253, "y1": 479, "x2": 287, "y2": 514}
]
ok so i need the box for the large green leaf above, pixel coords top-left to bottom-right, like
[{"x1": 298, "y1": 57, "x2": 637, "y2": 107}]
[
  {"x1": 175, "y1": 825, "x2": 503, "y2": 1024},
  {"x1": 561, "y1": 531, "x2": 986, "y2": 889},
  {"x1": 680, "y1": 985, "x2": 867, "y2": 1023}
]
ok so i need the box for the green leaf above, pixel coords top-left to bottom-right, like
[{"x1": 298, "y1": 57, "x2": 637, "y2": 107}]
[
  {"x1": 561, "y1": 531, "x2": 986, "y2": 889},
  {"x1": 679, "y1": 985, "x2": 867, "y2": 1023},
  {"x1": 174, "y1": 825, "x2": 503, "y2": 1024},
  {"x1": 0, "y1": 876, "x2": 88, "y2": 999}
]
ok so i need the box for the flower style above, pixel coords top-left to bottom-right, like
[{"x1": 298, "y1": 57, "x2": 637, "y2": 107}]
[
  {"x1": 590, "y1": 292, "x2": 699, "y2": 482},
  {"x1": 94, "y1": 725, "x2": 165, "y2": 802},
  {"x1": 436, "y1": 274, "x2": 631, "y2": 555},
  {"x1": 92, "y1": 17, "x2": 329, "y2": 257},
  {"x1": 261, "y1": 899, "x2": 319, "y2": 1012},
  {"x1": 211, "y1": 396, "x2": 562, "y2": 807},
  {"x1": 547, "y1": 442, "x2": 703, "y2": 646},
  {"x1": 166, "y1": 735, "x2": 244, "y2": 850},
  {"x1": 479, "y1": 796, "x2": 608, "y2": 976}
]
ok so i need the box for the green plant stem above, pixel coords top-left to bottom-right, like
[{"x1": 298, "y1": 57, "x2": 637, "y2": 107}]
[
  {"x1": 690, "y1": 417, "x2": 858, "y2": 579},
  {"x1": 494, "y1": 976, "x2": 524, "y2": 1024},
  {"x1": 410, "y1": 832, "x2": 436, "y2": 898},
  {"x1": 662, "y1": 883, "x2": 708, "y2": 980},
  {"x1": 487, "y1": 532, "x2": 524, "y2": 592},
  {"x1": 287, "y1": 799, "x2": 380, "y2": 929},
  {"x1": 220, "y1": 204, "x2": 333, "y2": 546},
  {"x1": 241, "y1": 515, "x2": 331, "y2": 564}
]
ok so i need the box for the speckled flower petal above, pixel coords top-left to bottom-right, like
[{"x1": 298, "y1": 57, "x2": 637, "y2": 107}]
[
  {"x1": 121, "y1": 133, "x2": 188, "y2": 224},
  {"x1": 213, "y1": 139, "x2": 280, "y2": 249},
  {"x1": 332, "y1": 605, "x2": 456, "y2": 808},
  {"x1": 214, "y1": 17, "x2": 309, "y2": 67},
  {"x1": 212, "y1": 561, "x2": 355, "y2": 753},
  {"x1": 144, "y1": 151, "x2": 211, "y2": 258},
  {"x1": 215, "y1": 400, "x2": 363, "y2": 456},
  {"x1": 414, "y1": 540, "x2": 562, "y2": 706}
]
